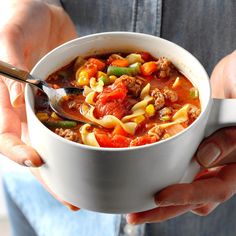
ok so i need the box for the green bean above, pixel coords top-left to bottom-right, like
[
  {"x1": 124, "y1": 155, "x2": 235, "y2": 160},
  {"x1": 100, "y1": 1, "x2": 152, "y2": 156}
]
[
  {"x1": 189, "y1": 87, "x2": 199, "y2": 99},
  {"x1": 43, "y1": 120, "x2": 77, "y2": 128},
  {"x1": 98, "y1": 75, "x2": 110, "y2": 85},
  {"x1": 107, "y1": 63, "x2": 141, "y2": 76},
  {"x1": 129, "y1": 62, "x2": 141, "y2": 73}
]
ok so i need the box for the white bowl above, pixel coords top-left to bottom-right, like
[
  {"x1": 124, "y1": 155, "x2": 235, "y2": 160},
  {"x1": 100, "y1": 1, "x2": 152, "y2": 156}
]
[{"x1": 25, "y1": 32, "x2": 211, "y2": 213}]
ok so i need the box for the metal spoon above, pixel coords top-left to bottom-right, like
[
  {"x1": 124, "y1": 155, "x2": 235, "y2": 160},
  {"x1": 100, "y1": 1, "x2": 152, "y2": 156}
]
[{"x1": 0, "y1": 60, "x2": 89, "y2": 123}]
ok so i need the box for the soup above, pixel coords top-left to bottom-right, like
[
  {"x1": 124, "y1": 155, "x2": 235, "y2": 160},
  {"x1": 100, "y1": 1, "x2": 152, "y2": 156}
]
[{"x1": 35, "y1": 52, "x2": 201, "y2": 148}]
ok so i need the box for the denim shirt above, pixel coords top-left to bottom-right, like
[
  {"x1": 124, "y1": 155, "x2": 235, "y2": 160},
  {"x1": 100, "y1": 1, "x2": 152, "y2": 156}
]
[
  {"x1": 61, "y1": 0, "x2": 236, "y2": 75},
  {"x1": 2, "y1": 1, "x2": 236, "y2": 236},
  {"x1": 57, "y1": 1, "x2": 236, "y2": 235}
]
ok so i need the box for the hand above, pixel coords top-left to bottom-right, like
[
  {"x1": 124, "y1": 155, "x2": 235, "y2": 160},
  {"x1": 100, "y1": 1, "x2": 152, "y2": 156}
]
[
  {"x1": 0, "y1": 0, "x2": 79, "y2": 210},
  {"x1": 126, "y1": 50, "x2": 236, "y2": 224}
]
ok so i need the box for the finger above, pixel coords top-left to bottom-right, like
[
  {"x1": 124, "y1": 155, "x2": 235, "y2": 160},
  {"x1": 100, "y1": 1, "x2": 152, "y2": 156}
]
[
  {"x1": 0, "y1": 133, "x2": 42, "y2": 167},
  {"x1": 0, "y1": 79, "x2": 42, "y2": 166},
  {"x1": 126, "y1": 205, "x2": 194, "y2": 224},
  {"x1": 0, "y1": 78, "x2": 21, "y2": 136},
  {"x1": 210, "y1": 50, "x2": 236, "y2": 98},
  {"x1": 6, "y1": 81, "x2": 25, "y2": 108},
  {"x1": 48, "y1": 4, "x2": 77, "y2": 47},
  {"x1": 31, "y1": 168, "x2": 80, "y2": 211},
  {"x1": 221, "y1": 50, "x2": 236, "y2": 98},
  {"x1": 196, "y1": 127, "x2": 236, "y2": 168},
  {"x1": 0, "y1": 29, "x2": 26, "y2": 107},
  {"x1": 191, "y1": 202, "x2": 219, "y2": 216},
  {"x1": 155, "y1": 164, "x2": 236, "y2": 207},
  {"x1": 210, "y1": 55, "x2": 228, "y2": 98}
]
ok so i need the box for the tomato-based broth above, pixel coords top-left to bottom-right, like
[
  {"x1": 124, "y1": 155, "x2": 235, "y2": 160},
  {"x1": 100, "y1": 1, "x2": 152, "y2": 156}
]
[{"x1": 35, "y1": 52, "x2": 201, "y2": 147}]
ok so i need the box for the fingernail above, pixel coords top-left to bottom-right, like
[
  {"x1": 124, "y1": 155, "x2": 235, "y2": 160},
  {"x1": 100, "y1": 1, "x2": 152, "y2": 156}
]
[
  {"x1": 11, "y1": 83, "x2": 25, "y2": 107},
  {"x1": 24, "y1": 160, "x2": 33, "y2": 167},
  {"x1": 65, "y1": 205, "x2": 79, "y2": 211},
  {"x1": 197, "y1": 143, "x2": 221, "y2": 167},
  {"x1": 126, "y1": 215, "x2": 137, "y2": 225},
  {"x1": 154, "y1": 197, "x2": 163, "y2": 206}
]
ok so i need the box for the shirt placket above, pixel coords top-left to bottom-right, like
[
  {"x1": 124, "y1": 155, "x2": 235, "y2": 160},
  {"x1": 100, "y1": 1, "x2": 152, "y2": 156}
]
[
  {"x1": 118, "y1": 1, "x2": 163, "y2": 235},
  {"x1": 132, "y1": 0, "x2": 163, "y2": 36}
]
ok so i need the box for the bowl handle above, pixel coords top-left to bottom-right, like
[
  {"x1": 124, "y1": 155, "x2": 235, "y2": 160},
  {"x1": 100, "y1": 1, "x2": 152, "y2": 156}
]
[
  {"x1": 205, "y1": 98, "x2": 236, "y2": 137},
  {"x1": 180, "y1": 98, "x2": 236, "y2": 183}
]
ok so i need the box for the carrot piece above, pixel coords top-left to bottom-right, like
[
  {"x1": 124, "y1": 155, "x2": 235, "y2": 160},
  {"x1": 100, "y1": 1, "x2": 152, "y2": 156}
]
[
  {"x1": 84, "y1": 63, "x2": 98, "y2": 78},
  {"x1": 141, "y1": 61, "x2": 157, "y2": 76},
  {"x1": 88, "y1": 58, "x2": 106, "y2": 71},
  {"x1": 111, "y1": 59, "x2": 129, "y2": 67},
  {"x1": 112, "y1": 125, "x2": 128, "y2": 136}
]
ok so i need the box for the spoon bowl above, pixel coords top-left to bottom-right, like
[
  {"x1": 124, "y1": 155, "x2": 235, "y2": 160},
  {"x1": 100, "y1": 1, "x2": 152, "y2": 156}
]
[{"x1": 0, "y1": 61, "x2": 87, "y2": 123}]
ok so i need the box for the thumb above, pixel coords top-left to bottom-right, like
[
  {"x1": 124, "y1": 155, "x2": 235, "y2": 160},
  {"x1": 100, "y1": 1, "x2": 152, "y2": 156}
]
[
  {"x1": 0, "y1": 35, "x2": 26, "y2": 107},
  {"x1": 2, "y1": 78, "x2": 25, "y2": 108},
  {"x1": 0, "y1": 78, "x2": 43, "y2": 167},
  {"x1": 196, "y1": 127, "x2": 236, "y2": 168}
]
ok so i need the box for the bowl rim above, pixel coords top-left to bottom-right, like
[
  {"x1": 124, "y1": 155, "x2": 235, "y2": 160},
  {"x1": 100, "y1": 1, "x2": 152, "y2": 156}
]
[{"x1": 25, "y1": 31, "x2": 211, "y2": 152}]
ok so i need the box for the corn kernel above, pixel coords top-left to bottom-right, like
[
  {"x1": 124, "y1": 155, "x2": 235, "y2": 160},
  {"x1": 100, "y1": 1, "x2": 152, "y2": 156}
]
[
  {"x1": 76, "y1": 70, "x2": 90, "y2": 86},
  {"x1": 36, "y1": 112, "x2": 49, "y2": 121},
  {"x1": 145, "y1": 104, "x2": 155, "y2": 117},
  {"x1": 76, "y1": 70, "x2": 88, "y2": 79},
  {"x1": 77, "y1": 77, "x2": 89, "y2": 86},
  {"x1": 51, "y1": 112, "x2": 60, "y2": 120},
  {"x1": 98, "y1": 71, "x2": 107, "y2": 78},
  {"x1": 132, "y1": 115, "x2": 145, "y2": 124},
  {"x1": 109, "y1": 75, "x2": 117, "y2": 83}
]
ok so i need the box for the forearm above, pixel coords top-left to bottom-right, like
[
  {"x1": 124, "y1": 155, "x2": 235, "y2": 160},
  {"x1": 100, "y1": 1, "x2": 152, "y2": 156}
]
[{"x1": 42, "y1": 0, "x2": 62, "y2": 7}]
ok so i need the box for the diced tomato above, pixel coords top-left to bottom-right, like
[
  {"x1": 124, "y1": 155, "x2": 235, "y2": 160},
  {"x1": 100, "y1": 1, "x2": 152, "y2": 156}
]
[
  {"x1": 94, "y1": 81, "x2": 129, "y2": 119},
  {"x1": 140, "y1": 52, "x2": 153, "y2": 62},
  {"x1": 141, "y1": 62, "x2": 157, "y2": 76},
  {"x1": 130, "y1": 134, "x2": 158, "y2": 146},
  {"x1": 111, "y1": 59, "x2": 129, "y2": 67},
  {"x1": 112, "y1": 135, "x2": 131, "y2": 147},
  {"x1": 84, "y1": 63, "x2": 98, "y2": 78},
  {"x1": 94, "y1": 100, "x2": 129, "y2": 119},
  {"x1": 94, "y1": 131, "x2": 131, "y2": 148},
  {"x1": 88, "y1": 58, "x2": 106, "y2": 71},
  {"x1": 97, "y1": 82, "x2": 128, "y2": 103},
  {"x1": 95, "y1": 133, "x2": 114, "y2": 147}
]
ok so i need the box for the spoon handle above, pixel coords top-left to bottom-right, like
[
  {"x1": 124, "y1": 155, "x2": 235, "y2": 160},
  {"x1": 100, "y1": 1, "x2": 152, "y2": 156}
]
[{"x1": 0, "y1": 60, "x2": 47, "y2": 91}]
